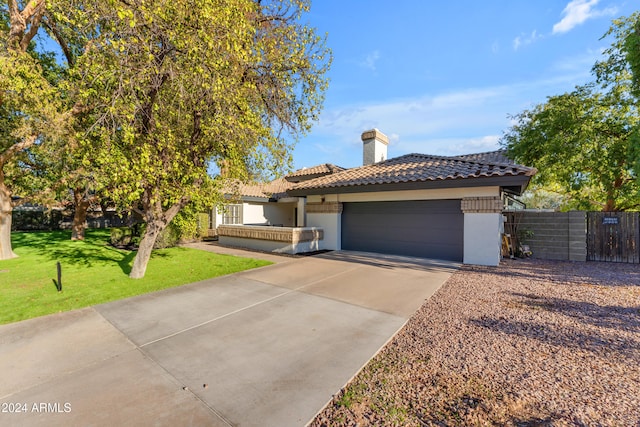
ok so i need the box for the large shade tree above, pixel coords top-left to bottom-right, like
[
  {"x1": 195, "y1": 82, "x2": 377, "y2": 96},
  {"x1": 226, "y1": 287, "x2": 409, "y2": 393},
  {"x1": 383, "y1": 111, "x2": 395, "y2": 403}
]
[
  {"x1": 0, "y1": 0, "x2": 64, "y2": 259},
  {"x1": 70, "y1": 0, "x2": 331, "y2": 278},
  {"x1": 501, "y1": 13, "x2": 640, "y2": 212},
  {"x1": 1, "y1": 0, "x2": 99, "y2": 256}
]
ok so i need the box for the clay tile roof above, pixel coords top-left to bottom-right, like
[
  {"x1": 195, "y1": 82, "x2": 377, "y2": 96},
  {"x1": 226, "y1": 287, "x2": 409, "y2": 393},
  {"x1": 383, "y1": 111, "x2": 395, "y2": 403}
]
[
  {"x1": 224, "y1": 164, "x2": 345, "y2": 200},
  {"x1": 285, "y1": 163, "x2": 346, "y2": 181},
  {"x1": 224, "y1": 177, "x2": 292, "y2": 200},
  {"x1": 453, "y1": 149, "x2": 515, "y2": 165},
  {"x1": 291, "y1": 153, "x2": 536, "y2": 191}
]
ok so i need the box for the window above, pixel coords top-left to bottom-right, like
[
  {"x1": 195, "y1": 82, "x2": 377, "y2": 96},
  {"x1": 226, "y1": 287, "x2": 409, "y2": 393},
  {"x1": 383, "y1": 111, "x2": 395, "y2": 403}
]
[{"x1": 221, "y1": 204, "x2": 242, "y2": 225}]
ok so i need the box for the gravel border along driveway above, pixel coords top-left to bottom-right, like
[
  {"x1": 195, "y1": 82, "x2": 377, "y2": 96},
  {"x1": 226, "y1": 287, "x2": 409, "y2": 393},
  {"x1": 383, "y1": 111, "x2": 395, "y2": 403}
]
[{"x1": 311, "y1": 259, "x2": 640, "y2": 426}]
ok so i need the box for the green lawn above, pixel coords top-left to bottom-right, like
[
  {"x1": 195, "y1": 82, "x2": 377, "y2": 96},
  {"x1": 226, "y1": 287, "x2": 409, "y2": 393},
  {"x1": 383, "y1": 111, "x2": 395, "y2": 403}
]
[{"x1": 0, "y1": 229, "x2": 271, "y2": 325}]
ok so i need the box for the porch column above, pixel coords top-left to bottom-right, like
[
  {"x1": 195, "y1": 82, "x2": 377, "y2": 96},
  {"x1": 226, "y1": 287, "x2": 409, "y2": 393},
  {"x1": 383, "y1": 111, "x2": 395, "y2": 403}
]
[
  {"x1": 461, "y1": 196, "x2": 503, "y2": 266},
  {"x1": 297, "y1": 198, "x2": 306, "y2": 227},
  {"x1": 306, "y1": 202, "x2": 342, "y2": 250}
]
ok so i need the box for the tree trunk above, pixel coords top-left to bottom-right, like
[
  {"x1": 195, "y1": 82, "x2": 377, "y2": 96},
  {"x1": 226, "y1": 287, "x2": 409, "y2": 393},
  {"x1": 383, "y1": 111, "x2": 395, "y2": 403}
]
[
  {"x1": 128, "y1": 197, "x2": 188, "y2": 279},
  {"x1": 0, "y1": 180, "x2": 17, "y2": 260},
  {"x1": 129, "y1": 219, "x2": 164, "y2": 279},
  {"x1": 71, "y1": 188, "x2": 90, "y2": 240}
]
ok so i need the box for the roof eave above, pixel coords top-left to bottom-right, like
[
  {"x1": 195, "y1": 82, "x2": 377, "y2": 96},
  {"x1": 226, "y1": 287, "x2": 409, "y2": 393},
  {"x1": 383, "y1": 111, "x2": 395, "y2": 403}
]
[
  {"x1": 287, "y1": 175, "x2": 534, "y2": 197},
  {"x1": 223, "y1": 194, "x2": 271, "y2": 203}
]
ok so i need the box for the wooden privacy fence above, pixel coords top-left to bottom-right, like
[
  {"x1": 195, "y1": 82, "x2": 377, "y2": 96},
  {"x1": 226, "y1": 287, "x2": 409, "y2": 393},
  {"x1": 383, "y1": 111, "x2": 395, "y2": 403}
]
[{"x1": 587, "y1": 212, "x2": 639, "y2": 263}]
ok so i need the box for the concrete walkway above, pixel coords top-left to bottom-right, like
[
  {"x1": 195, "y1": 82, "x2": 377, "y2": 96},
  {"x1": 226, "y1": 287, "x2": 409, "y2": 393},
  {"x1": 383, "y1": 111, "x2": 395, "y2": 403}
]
[{"x1": 0, "y1": 247, "x2": 458, "y2": 427}]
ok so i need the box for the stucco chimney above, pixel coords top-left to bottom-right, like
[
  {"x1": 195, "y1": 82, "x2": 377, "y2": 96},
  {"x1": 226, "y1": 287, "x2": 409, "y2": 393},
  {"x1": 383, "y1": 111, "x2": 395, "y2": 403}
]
[{"x1": 361, "y1": 128, "x2": 389, "y2": 166}]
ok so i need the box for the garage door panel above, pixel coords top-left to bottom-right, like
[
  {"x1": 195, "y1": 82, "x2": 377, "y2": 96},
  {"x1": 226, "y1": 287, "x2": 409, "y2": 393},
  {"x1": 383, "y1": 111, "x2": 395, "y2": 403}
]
[{"x1": 341, "y1": 200, "x2": 463, "y2": 261}]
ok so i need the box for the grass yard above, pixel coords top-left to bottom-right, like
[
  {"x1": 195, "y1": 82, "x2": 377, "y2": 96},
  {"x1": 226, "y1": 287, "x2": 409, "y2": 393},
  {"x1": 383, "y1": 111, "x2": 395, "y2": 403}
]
[{"x1": 0, "y1": 229, "x2": 271, "y2": 325}]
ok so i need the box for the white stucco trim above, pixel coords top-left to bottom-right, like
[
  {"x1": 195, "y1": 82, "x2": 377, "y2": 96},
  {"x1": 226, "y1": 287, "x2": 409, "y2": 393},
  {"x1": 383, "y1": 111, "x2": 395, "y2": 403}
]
[{"x1": 307, "y1": 186, "x2": 500, "y2": 204}]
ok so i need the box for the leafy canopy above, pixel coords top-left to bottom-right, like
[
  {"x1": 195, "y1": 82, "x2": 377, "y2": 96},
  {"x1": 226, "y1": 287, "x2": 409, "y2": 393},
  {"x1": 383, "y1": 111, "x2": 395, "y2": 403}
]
[
  {"x1": 501, "y1": 13, "x2": 640, "y2": 212},
  {"x1": 63, "y1": 0, "x2": 331, "y2": 278}
]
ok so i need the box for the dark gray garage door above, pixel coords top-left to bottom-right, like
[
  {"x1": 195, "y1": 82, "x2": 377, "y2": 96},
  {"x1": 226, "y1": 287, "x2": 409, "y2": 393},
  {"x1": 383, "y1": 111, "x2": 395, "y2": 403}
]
[{"x1": 341, "y1": 200, "x2": 463, "y2": 261}]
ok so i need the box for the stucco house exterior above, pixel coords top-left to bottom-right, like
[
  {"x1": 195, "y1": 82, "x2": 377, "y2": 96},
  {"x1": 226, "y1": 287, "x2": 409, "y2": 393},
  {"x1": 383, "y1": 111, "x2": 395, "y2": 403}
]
[{"x1": 210, "y1": 129, "x2": 536, "y2": 266}]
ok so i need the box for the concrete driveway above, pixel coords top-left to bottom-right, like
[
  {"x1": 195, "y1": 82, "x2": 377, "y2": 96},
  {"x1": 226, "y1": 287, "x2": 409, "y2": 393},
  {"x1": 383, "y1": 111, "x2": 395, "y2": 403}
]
[{"x1": 0, "y1": 248, "x2": 458, "y2": 427}]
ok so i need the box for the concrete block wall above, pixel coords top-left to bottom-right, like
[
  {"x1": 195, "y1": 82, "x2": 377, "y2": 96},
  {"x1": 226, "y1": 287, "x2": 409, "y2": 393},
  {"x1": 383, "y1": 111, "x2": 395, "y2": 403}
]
[{"x1": 513, "y1": 211, "x2": 587, "y2": 262}]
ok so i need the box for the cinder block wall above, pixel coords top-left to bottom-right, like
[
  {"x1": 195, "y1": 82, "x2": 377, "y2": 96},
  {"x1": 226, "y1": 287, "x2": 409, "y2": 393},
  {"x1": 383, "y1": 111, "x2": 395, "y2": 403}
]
[{"x1": 514, "y1": 211, "x2": 587, "y2": 262}]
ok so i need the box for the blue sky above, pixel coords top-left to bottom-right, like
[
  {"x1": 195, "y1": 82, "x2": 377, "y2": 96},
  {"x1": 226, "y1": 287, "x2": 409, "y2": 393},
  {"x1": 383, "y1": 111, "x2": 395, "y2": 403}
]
[{"x1": 291, "y1": 0, "x2": 638, "y2": 170}]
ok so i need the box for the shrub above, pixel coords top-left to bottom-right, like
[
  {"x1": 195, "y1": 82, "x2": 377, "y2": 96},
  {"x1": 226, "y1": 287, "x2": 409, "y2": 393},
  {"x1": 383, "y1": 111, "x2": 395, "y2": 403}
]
[
  {"x1": 110, "y1": 227, "x2": 133, "y2": 247},
  {"x1": 152, "y1": 223, "x2": 180, "y2": 249}
]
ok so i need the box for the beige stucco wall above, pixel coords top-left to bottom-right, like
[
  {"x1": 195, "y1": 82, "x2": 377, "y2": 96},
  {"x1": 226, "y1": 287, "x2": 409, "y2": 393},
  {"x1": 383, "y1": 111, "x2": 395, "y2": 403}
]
[{"x1": 217, "y1": 225, "x2": 323, "y2": 254}]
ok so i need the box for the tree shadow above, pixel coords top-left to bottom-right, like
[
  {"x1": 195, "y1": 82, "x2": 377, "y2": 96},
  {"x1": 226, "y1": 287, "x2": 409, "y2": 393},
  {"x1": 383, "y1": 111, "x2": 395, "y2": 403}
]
[
  {"x1": 117, "y1": 251, "x2": 136, "y2": 275},
  {"x1": 469, "y1": 313, "x2": 640, "y2": 361},
  {"x1": 510, "y1": 416, "x2": 554, "y2": 426},
  {"x1": 509, "y1": 292, "x2": 640, "y2": 333},
  {"x1": 12, "y1": 229, "x2": 135, "y2": 273},
  {"x1": 469, "y1": 259, "x2": 640, "y2": 287}
]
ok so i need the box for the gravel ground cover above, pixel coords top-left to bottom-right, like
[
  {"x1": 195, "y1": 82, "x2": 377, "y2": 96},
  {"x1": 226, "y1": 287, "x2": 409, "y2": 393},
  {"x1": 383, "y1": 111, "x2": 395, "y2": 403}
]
[{"x1": 311, "y1": 259, "x2": 640, "y2": 426}]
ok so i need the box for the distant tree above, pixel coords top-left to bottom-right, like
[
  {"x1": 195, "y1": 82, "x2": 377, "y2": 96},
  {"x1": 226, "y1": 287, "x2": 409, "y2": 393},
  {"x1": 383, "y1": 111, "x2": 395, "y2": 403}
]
[
  {"x1": 515, "y1": 184, "x2": 569, "y2": 211},
  {"x1": 70, "y1": 0, "x2": 331, "y2": 278},
  {"x1": 1, "y1": 1, "x2": 101, "y2": 251},
  {"x1": 502, "y1": 14, "x2": 640, "y2": 212},
  {"x1": 595, "y1": 12, "x2": 640, "y2": 184}
]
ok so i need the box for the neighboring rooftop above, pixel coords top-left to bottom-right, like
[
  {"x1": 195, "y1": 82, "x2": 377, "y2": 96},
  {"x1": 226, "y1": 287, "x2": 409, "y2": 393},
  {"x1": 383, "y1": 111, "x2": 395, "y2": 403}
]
[
  {"x1": 223, "y1": 163, "x2": 345, "y2": 200},
  {"x1": 224, "y1": 177, "x2": 291, "y2": 200},
  {"x1": 284, "y1": 164, "x2": 346, "y2": 182}
]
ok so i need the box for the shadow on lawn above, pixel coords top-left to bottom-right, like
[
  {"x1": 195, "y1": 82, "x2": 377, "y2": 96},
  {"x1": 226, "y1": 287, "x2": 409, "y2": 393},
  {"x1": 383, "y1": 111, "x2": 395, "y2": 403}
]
[{"x1": 12, "y1": 229, "x2": 136, "y2": 274}]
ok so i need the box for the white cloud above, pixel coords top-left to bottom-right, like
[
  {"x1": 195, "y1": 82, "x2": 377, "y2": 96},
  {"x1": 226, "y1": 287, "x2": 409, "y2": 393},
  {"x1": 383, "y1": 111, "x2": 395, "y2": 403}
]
[
  {"x1": 513, "y1": 30, "x2": 542, "y2": 51},
  {"x1": 359, "y1": 50, "x2": 381, "y2": 71},
  {"x1": 550, "y1": 48, "x2": 604, "y2": 73},
  {"x1": 301, "y1": 71, "x2": 595, "y2": 168},
  {"x1": 552, "y1": 0, "x2": 617, "y2": 34}
]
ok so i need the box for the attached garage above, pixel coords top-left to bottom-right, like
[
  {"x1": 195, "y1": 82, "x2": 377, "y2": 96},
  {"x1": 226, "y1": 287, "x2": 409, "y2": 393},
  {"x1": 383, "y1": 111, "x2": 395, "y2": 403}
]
[
  {"x1": 286, "y1": 129, "x2": 537, "y2": 266},
  {"x1": 341, "y1": 199, "x2": 464, "y2": 261}
]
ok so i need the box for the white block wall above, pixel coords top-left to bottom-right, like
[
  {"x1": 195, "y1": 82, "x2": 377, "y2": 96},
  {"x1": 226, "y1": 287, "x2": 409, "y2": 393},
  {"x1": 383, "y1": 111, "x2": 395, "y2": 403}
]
[
  {"x1": 306, "y1": 212, "x2": 341, "y2": 251},
  {"x1": 463, "y1": 213, "x2": 502, "y2": 266}
]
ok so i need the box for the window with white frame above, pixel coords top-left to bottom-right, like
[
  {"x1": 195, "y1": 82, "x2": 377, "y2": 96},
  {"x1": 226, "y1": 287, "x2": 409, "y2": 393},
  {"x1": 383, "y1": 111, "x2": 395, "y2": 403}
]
[{"x1": 221, "y1": 204, "x2": 242, "y2": 225}]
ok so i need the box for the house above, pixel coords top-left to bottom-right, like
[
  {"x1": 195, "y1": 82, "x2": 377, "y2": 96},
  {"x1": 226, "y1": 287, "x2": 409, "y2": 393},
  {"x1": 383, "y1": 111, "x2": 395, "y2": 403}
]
[{"x1": 212, "y1": 129, "x2": 536, "y2": 266}]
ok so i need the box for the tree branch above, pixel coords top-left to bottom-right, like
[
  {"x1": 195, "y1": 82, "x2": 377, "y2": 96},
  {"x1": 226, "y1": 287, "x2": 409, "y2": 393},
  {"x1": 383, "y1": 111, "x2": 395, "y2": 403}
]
[
  {"x1": 19, "y1": 0, "x2": 46, "y2": 52},
  {"x1": 0, "y1": 136, "x2": 38, "y2": 165},
  {"x1": 42, "y1": 17, "x2": 74, "y2": 66}
]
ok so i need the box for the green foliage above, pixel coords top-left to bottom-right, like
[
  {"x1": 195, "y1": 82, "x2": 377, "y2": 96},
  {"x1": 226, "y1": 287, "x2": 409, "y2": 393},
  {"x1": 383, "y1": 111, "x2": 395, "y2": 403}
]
[
  {"x1": 502, "y1": 13, "x2": 640, "y2": 212},
  {"x1": 2, "y1": 0, "x2": 331, "y2": 271},
  {"x1": 170, "y1": 198, "x2": 215, "y2": 241},
  {"x1": 196, "y1": 213, "x2": 210, "y2": 238},
  {"x1": 69, "y1": 0, "x2": 330, "y2": 204},
  {"x1": 59, "y1": 0, "x2": 330, "y2": 277},
  {"x1": 109, "y1": 227, "x2": 134, "y2": 247},
  {"x1": 0, "y1": 229, "x2": 271, "y2": 324},
  {"x1": 110, "y1": 223, "x2": 179, "y2": 249},
  {"x1": 150, "y1": 222, "x2": 179, "y2": 249},
  {"x1": 516, "y1": 185, "x2": 570, "y2": 211}
]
